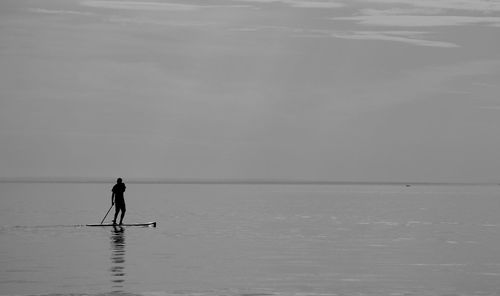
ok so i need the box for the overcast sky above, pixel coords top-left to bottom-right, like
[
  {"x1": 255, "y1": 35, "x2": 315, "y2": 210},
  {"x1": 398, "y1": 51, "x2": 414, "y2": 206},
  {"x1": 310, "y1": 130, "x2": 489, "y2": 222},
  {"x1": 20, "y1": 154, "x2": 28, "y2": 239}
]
[{"x1": 1, "y1": 0, "x2": 500, "y2": 183}]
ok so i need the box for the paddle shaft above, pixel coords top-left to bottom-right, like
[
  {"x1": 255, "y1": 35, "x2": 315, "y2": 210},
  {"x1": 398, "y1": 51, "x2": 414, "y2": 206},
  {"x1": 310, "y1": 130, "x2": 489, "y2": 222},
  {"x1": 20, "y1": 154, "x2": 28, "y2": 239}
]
[{"x1": 100, "y1": 204, "x2": 114, "y2": 225}]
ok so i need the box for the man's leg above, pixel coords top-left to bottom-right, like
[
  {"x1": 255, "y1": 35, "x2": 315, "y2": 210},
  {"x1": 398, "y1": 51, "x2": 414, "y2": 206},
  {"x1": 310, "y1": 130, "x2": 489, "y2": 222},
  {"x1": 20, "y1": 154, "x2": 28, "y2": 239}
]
[
  {"x1": 113, "y1": 207, "x2": 119, "y2": 224},
  {"x1": 119, "y1": 206, "x2": 126, "y2": 225}
]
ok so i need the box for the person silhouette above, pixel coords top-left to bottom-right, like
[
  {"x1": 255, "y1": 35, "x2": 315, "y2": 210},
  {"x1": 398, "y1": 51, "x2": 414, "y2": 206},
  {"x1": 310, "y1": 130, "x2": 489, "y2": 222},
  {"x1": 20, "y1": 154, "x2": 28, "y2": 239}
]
[{"x1": 111, "y1": 178, "x2": 126, "y2": 225}]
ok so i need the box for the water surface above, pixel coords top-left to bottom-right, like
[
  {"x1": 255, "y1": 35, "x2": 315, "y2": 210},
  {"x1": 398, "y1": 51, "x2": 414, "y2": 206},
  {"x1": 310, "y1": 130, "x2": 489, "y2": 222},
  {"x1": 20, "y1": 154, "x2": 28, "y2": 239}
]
[{"x1": 1, "y1": 183, "x2": 500, "y2": 296}]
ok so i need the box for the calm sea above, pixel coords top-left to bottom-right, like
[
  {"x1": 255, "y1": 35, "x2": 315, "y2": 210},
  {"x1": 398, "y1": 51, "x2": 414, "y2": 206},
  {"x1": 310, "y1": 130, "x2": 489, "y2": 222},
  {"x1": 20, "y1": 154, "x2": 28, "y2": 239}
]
[{"x1": 1, "y1": 183, "x2": 500, "y2": 296}]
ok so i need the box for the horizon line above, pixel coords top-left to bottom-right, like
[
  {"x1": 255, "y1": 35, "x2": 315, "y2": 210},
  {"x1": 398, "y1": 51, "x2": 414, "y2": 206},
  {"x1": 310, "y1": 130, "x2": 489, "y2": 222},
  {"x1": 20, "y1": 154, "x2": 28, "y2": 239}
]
[{"x1": 0, "y1": 177, "x2": 497, "y2": 186}]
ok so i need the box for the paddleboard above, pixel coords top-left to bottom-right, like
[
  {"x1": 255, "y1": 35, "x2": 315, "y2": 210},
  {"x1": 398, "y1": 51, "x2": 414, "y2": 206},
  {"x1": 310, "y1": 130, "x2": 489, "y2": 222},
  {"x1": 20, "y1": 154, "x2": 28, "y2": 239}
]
[{"x1": 86, "y1": 222, "x2": 156, "y2": 227}]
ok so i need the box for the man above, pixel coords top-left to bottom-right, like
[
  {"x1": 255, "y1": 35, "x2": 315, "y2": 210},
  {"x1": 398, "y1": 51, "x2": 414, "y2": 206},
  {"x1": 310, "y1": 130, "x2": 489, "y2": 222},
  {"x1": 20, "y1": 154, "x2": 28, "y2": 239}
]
[{"x1": 111, "y1": 178, "x2": 126, "y2": 225}]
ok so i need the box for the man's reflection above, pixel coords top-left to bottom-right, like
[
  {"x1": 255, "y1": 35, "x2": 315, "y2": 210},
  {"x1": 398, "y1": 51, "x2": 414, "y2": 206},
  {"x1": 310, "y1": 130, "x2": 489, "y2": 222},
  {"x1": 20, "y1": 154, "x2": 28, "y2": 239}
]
[{"x1": 110, "y1": 225, "x2": 126, "y2": 292}]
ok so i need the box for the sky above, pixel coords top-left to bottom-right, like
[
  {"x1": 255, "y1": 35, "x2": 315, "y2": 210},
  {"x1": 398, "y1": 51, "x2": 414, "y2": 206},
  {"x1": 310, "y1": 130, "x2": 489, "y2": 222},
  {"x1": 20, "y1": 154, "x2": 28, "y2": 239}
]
[{"x1": 1, "y1": 0, "x2": 500, "y2": 183}]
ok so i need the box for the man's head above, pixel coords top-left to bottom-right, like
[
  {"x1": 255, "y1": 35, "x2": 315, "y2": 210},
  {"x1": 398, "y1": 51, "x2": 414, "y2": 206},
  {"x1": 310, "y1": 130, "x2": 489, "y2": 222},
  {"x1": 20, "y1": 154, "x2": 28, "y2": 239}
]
[{"x1": 117, "y1": 178, "x2": 123, "y2": 183}]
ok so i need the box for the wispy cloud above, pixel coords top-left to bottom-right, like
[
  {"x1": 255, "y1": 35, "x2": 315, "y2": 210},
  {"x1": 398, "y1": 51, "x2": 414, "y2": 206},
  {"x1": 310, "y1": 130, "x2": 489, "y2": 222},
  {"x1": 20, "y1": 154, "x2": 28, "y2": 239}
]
[
  {"x1": 334, "y1": 15, "x2": 500, "y2": 27},
  {"x1": 334, "y1": 6, "x2": 500, "y2": 27},
  {"x1": 360, "y1": 8, "x2": 445, "y2": 16},
  {"x1": 233, "y1": 0, "x2": 500, "y2": 11},
  {"x1": 331, "y1": 31, "x2": 459, "y2": 48},
  {"x1": 328, "y1": 0, "x2": 500, "y2": 47},
  {"x1": 230, "y1": 25, "x2": 318, "y2": 34},
  {"x1": 232, "y1": 0, "x2": 344, "y2": 9},
  {"x1": 106, "y1": 15, "x2": 221, "y2": 28},
  {"x1": 31, "y1": 5, "x2": 226, "y2": 28},
  {"x1": 230, "y1": 24, "x2": 458, "y2": 47},
  {"x1": 81, "y1": 1, "x2": 212, "y2": 11},
  {"x1": 284, "y1": 0, "x2": 344, "y2": 8},
  {"x1": 77, "y1": 0, "x2": 498, "y2": 48},
  {"x1": 80, "y1": 0, "x2": 345, "y2": 10},
  {"x1": 361, "y1": 0, "x2": 500, "y2": 12},
  {"x1": 30, "y1": 8, "x2": 97, "y2": 17}
]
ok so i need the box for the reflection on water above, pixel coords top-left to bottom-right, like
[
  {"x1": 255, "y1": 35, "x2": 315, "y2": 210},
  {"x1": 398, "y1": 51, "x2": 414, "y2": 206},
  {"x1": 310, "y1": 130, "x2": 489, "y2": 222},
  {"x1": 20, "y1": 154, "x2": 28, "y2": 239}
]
[{"x1": 110, "y1": 226, "x2": 126, "y2": 292}]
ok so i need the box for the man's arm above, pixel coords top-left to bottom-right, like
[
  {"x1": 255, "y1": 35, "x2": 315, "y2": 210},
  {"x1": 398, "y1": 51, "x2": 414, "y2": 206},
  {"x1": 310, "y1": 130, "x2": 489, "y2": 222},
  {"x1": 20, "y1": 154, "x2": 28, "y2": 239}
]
[{"x1": 111, "y1": 192, "x2": 115, "y2": 205}]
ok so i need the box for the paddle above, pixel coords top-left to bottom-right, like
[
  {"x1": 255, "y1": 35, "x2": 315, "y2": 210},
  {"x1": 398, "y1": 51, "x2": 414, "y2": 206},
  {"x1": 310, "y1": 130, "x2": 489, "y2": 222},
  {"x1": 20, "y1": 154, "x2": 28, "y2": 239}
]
[{"x1": 100, "y1": 204, "x2": 114, "y2": 225}]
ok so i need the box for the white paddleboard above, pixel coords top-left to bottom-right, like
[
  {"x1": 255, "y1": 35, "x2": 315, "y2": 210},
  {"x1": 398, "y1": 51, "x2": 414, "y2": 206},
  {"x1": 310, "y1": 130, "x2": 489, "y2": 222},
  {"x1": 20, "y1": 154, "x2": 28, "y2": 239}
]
[{"x1": 86, "y1": 222, "x2": 156, "y2": 227}]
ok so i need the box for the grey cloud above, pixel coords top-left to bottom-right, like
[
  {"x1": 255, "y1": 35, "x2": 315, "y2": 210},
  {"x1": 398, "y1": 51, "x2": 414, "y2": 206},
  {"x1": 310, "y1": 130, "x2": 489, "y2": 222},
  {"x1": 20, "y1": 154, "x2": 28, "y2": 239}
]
[
  {"x1": 330, "y1": 31, "x2": 459, "y2": 48},
  {"x1": 361, "y1": 0, "x2": 500, "y2": 12},
  {"x1": 81, "y1": 0, "x2": 342, "y2": 10},
  {"x1": 231, "y1": 0, "x2": 344, "y2": 8},
  {"x1": 329, "y1": 1, "x2": 500, "y2": 47},
  {"x1": 360, "y1": 8, "x2": 445, "y2": 16},
  {"x1": 334, "y1": 15, "x2": 500, "y2": 27},
  {"x1": 81, "y1": 1, "x2": 209, "y2": 11},
  {"x1": 231, "y1": 24, "x2": 457, "y2": 47},
  {"x1": 30, "y1": 8, "x2": 97, "y2": 17},
  {"x1": 105, "y1": 15, "x2": 221, "y2": 27}
]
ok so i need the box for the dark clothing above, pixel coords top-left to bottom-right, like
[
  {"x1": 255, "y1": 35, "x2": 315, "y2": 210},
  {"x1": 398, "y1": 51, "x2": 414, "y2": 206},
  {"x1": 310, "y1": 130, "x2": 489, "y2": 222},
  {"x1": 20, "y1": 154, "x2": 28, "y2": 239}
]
[
  {"x1": 112, "y1": 181, "x2": 126, "y2": 225},
  {"x1": 112, "y1": 183, "x2": 126, "y2": 197},
  {"x1": 112, "y1": 183, "x2": 126, "y2": 211},
  {"x1": 115, "y1": 199, "x2": 126, "y2": 212}
]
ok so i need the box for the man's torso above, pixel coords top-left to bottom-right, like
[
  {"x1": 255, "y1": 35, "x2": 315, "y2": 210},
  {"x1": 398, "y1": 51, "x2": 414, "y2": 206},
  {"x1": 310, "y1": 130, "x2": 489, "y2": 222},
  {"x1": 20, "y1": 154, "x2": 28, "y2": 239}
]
[{"x1": 112, "y1": 183, "x2": 126, "y2": 201}]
